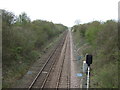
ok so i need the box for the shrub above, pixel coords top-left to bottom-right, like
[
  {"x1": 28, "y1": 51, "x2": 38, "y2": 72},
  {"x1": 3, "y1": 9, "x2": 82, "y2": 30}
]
[{"x1": 72, "y1": 20, "x2": 118, "y2": 88}]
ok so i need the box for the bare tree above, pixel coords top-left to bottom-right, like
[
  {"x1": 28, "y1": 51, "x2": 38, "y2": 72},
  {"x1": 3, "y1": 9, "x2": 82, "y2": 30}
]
[{"x1": 74, "y1": 19, "x2": 81, "y2": 25}]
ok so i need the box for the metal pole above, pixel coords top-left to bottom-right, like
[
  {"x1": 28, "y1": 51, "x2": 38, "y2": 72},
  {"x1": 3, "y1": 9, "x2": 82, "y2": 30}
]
[{"x1": 87, "y1": 66, "x2": 90, "y2": 89}]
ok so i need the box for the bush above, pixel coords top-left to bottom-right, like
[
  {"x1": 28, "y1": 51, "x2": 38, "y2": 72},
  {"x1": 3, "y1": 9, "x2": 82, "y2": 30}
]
[{"x1": 72, "y1": 20, "x2": 119, "y2": 88}]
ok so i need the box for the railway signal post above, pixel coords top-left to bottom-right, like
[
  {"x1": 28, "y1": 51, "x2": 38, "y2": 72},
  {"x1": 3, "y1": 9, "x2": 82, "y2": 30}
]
[{"x1": 86, "y1": 54, "x2": 93, "y2": 89}]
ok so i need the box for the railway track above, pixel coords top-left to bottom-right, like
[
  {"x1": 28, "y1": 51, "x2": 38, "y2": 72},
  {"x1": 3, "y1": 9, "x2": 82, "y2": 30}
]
[
  {"x1": 56, "y1": 33, "x2": 71, "y2": 89},
  {"x1": 28, "y1": 31, "x2": 70, "y2": 89}
]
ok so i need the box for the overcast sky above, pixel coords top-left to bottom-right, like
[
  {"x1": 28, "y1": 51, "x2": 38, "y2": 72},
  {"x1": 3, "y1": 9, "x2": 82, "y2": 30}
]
[{"x1": 0, "y1": 0, "x2": 119, "y2": 27}]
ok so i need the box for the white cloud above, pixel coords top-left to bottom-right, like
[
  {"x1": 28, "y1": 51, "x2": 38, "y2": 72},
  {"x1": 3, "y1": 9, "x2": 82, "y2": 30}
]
[{"x1": 0, "y1": 0, "x2": 119, "y2": 27}]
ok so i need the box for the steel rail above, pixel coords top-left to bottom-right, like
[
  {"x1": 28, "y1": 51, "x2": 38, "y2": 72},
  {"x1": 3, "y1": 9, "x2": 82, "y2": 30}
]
[
  {"x1": 56, "y1": 34, "x2": 69, "y2": 89},
  {"x1": 41, "y1": 32, "x2": 68, "y2": 89}
]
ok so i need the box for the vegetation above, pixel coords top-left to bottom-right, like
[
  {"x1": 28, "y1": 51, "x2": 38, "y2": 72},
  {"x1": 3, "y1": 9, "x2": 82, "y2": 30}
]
[
  {"x1": 2, "y1": 10, "x2": 67, "y2": 88},
  {"x1": 72, "y1": 20, "x2": 119, "y2": 88}
]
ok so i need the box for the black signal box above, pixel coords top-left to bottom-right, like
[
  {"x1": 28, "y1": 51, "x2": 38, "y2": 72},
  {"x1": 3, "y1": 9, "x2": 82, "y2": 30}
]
[{"x1": 86, "y1": 54, "x2": 92, "y2": 66}]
